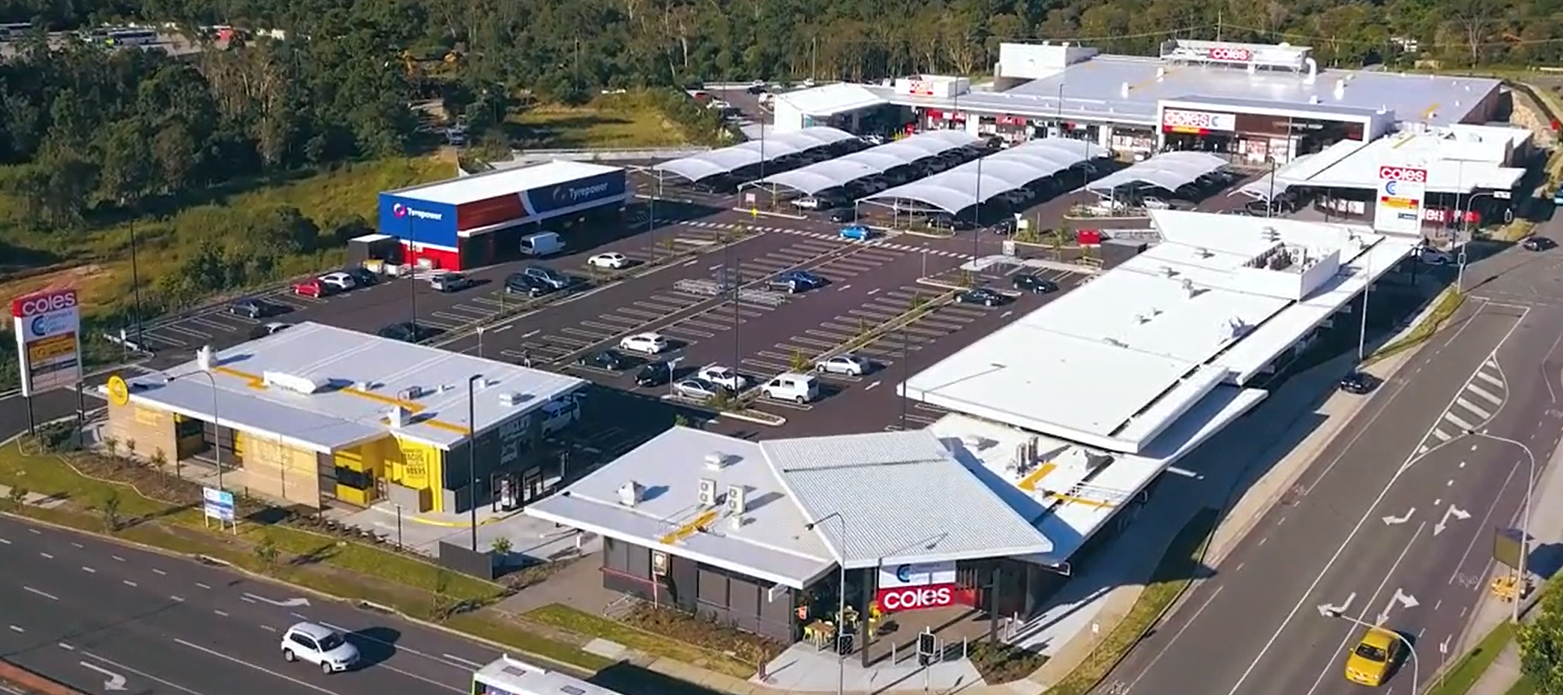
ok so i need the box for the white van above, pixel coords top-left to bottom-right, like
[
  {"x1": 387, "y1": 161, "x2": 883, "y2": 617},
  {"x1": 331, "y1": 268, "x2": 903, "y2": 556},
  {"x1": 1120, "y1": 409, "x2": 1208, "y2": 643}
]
[
  {"x1": 519, "y1": 231, "x2": 564, "y2": 257},
  {"x1": 536, "y1": 398, "x2": 581, "y2": 435},
  {"x1": 762, "y1": 373, "x2": 820, "y2": 404}
]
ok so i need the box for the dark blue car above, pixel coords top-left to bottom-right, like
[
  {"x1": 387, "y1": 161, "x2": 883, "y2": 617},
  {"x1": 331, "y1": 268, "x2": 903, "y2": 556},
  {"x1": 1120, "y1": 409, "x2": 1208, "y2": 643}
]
[{"x1": 767, "y1": 270, "x2": 826, "y2": 294}]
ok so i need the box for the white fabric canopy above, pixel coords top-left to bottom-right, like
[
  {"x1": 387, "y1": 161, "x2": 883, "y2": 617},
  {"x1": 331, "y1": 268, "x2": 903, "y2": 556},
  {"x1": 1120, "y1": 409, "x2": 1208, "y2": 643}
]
[
  {"x1": 754, "y1": 130, "x2": 978, "y2": 196},
  {"x1": 1233, "y1": 174, "x2": 1295, "y2": 200},
  {"x1": 1086, "y1": 152, "x2": 1227, "y2": 193},
  {"x1": 859, "y1": 138, "x2": 1107, "y2": 214},
  {"x1": 653, "y1": 127, "x2": 856, "y2": 182}
]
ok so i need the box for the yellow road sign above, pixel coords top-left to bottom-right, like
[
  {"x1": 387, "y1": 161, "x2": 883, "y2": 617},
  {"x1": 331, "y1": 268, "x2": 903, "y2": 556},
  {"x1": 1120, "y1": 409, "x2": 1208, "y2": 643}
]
[{"x1": 106, "y1": 375, "x2": 130, "y2": 406}]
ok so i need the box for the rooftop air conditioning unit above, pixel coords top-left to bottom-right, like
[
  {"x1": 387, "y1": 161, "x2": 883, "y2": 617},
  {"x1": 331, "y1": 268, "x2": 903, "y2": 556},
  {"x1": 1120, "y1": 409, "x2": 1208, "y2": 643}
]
[
  {"x1": 398, "y1": 385, "x2": 423, "y2": 400},
  {"x1": 697, "y1": 478, "x2": 717, "y2": 507},
  {"x1": 196, "y1": 345, "x2": 215, "y2": 371},
  {"x1": 704, "y1": 452, "x2": 728, "y2": 471},
  {"x1": 498, "y1": 392, "x2": 527, "y2": 407},
  {"x1": 618, "y1": 481, "x2": 643, "y2": 507},
  {"x1": 726, "y1": 485, "x2": 748, "y2": 515},
  {"x1": 387, "y1": 406, "x2": 409, "y2": 429},
  {"x1": 265, "y1": 371, "x2": 330, "y2": 395}
]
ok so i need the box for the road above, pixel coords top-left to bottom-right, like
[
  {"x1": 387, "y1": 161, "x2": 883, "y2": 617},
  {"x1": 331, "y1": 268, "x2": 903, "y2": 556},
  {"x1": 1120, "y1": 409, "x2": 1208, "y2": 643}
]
[{"x1": 1100, "y1": 274, "x2": 1563, "y2": 695}]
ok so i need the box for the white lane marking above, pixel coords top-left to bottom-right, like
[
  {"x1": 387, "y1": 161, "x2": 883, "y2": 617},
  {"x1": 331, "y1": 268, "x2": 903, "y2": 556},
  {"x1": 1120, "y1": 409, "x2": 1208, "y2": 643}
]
[
  {"x1": 7, "y1": 625, "x2": 22, "y2": 633},
  {"x1": 71, "y1": 543, "x2": 83, "y2": 548},
  {"x1": 377, "y1": 663, "x2": 465, "y2": 693},
  {"x1": 521, "y1": 329, "x2": 539, "y2": 339},
  {"x1": 82, "y1": 567, "x2": 96, "y2": 573},
  {"x1": 24, "y1": 587, "x2": 58, "y2": 601},
  {"x1": 58, "y1": 643, "x2": 75, "y2": 651},
  {"x1": 173, "y1": 639, "x2": 345, "y2": 695},
  {"x1": 1301, "y1": 522, "x2": 1428, "y2": 695},
  {"x1": 153, "y1": 569, "x2": 166, "y2": 575},
  {"x1": 260, "y1": 625, "x2": 277, "y2": 632},
  {"x1": 1001, "y1": 310, "x2": 1014, "y2": 318},
  {"x1": 112, "y1": 555, "x2": 125, "y2": 562},
  {"x1": 1447, "y1": 450, "x2": 1525, "y2": 585},
  {"x1": 1476, "y1": 371, "x2": 1502, "y2": 388},
  {"x1": 38, "y1": 552, "x2": 52, "y2": 559},
  {"x1": 0, "y1": 538, "x2": 9, "y2": 544},
  {"x1": 241, "y1": 596, "x2": 257, "y2": 604},
  {"x1": 213, "y1": 610, "x2": 228, "y2": 617},
  {"x1": 442, "y1": 654, "x2": 483, "y2": 668},
  {"x1": 1468, "y1": 384, "x2": 1502, "y2": 405},
  {"x1": 196, "y1": 583, "x2": 211, "y2": 589},
  {"x1": 1122, "y1": 585, "x2": 1226, "y2": 694},
  {"x1": 170, "y1": 596, "x2": 185, "y2": 602},
  {"x1": 84, "y1": 650, "x2": 211, "y2": 695},
  {"x1": 865, "y1": 381, "x2": 881, "y2": 391},
  {"x1": 1443, "y1": 412, "x2": 1475, "y2": 432},
  {"x1": 28, "y1": 528, "x2": 39, "y2": 534},
  {"x1": 1455, "y1": 398, "x2": 1491, "y2": 420},
  {"x1": 123, "y1": 580, "x2": 137, "y2": 587}
]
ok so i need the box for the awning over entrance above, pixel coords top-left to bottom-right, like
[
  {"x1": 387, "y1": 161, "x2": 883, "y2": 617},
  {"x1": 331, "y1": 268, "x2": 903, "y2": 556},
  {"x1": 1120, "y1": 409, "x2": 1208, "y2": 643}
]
[{"x1": 1085, "y1": 152, "x2": 1227, "y2": 193}]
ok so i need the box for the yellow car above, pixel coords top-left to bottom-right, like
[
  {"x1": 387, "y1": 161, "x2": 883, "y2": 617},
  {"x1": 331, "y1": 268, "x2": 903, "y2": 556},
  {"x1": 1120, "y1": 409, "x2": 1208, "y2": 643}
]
[{"x1": 1345, "y1": 627, "x2": 1401, "y2": 686}]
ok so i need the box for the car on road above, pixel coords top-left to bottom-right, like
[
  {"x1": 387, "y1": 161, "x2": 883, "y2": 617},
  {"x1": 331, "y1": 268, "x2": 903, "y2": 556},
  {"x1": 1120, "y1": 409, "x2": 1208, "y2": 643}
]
[
  {"x1": 829, "y1": 209, "x2": 856, "y2": 223},
  {"x1": 430, "y1": 272, "x2": 476, "y2": 293},
  {"x1": 1417, "y1": 248, "x2": 1453, "y2": 265},
  {"x1": 588, "y1": 252, "x2": 632, "y2": 270},
  {"x1": 229, "y1": 297, "x2": 289, "y2": 319},
  {"x1": 1012, "y1": 274, "x2": 1059, "y2": 294},
  {"x1": 1338, "y1": 371, "x2": 1378, "y2": 395},
  {"x1": 635, "y1": 360, "x2": 674, "y2": 387},
  {"x1": 762, "y1": 372, "x2": 820, "y2": 404},
  {"x1": 1523, "y1": 236, "x2": 1556, "y2": 251},
  {"x1": 958, "y1": 287, "x2": 1009, "y2": 307},
  {"x1": 746, "y1": 79, "x2": 767, "y2": 94},
  {"x1": 376, "y1": 321, "x2": 439, "y2": 343},
  {"x1": 619, "y1": 332, "x2": 671, "y2": 355},
  {"x1": 293, "y1": 278, "x2": 328, "y2": 298},
  {"x1": 696, "y1": 365, "x2": 749, "y2": 391},
  {"x1": 577, "y1": 350, "x2": 631, "y2": 371},
  {"x1": 839, "y1": 224, "x2": 872, "y2": 241},
  {"x1": 247, "y1": 322, "x2": 293, "y2": 340},
  {"x1": 505, "y1": 272, "x2": 553, "y2": 297},
  {"x1": 318, "y1": 271, "x2": 358, "y2": 292},
  {"x1": 341, "y1": 267, "x2": 379, "y2": 287},
  {"x1": 815, "y1": 354, "x2": 870, "y2": 376},
  {"x1": 673, "y1": 378, "x2": 723, "y2": 401},
  {"x1": 521, "y1": 265, "x2": 573, "y2": 289},
  {"x1": 1344, "y1": 627, "x2": 1400, "y2": 686},
  {"x1": 280, "y1": 622, "x2": 359, "y2": 674},
  {"x1": 768, "y1": 270, "x2": 826, "y2": 294}
]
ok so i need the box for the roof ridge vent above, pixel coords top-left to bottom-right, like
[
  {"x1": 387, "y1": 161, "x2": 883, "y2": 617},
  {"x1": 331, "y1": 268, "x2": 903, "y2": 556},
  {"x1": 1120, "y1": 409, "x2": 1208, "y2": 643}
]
[
  {"x1": 1195, "y1": 247, "x2": 1213, "y2": 258},
  {"x1": 705, "y1": 452, "x2": 729, "y2": 471},
  {"x1": 618, "y1": 481, "x2": 643, "y2": 506},
  {"x1": 1162, "y1": 265, "x2": 1178, "y2": 278},
  {"x1": 264, "y1": 371, "x2": 330, "y2": 395},
  {"x1": 1180, "y1": 278, "x2": 1197, "y2": 298}
]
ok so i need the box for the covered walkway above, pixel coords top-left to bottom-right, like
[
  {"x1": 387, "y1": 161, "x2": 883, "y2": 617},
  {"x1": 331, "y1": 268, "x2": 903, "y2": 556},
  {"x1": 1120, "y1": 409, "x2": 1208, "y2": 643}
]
[
  {"x1": 653, "y1": 127, "x2": 858, "y2": 183},
  {"x1": 859, "y1": 138, "x2": 1106, "y2": 214},
  {"x1": 747, "y1": 130, "x2": 978, "y2": 197},
  {"x1": 1085, "y1": 152, "x2": 1226, "y2": 195}
]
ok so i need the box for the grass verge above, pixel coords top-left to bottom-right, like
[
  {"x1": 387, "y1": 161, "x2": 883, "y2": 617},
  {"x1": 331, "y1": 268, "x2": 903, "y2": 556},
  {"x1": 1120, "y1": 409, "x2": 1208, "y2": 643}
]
[
  {"x1": 1044, "y1": 508, "x2": 1221, "y2": 695},
  {"x1": 523, "y1": 604, "x2": 761, "y2": 678},
  {"x1": 1363, "y1": 289, "x2": 1467, "y2": 366},
  {"x1": 968, "y1": 640, "x2": 1050, "y2": 684},
  {"x1": 1505, "y1": 676, "x2": 1537, "y2": 695},
  {"x1": 1424, "y1": 621, "x2": 1516, "y2": 695},
  {"x1": 509, "y1": 93, "x2": 692, "y2": 150}
]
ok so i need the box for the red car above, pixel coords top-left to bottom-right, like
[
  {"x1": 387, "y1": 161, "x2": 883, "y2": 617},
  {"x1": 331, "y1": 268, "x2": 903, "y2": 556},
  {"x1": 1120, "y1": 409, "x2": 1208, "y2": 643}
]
[{"x1": 293, "y1": 279, "x2": 326, "y2": 298}]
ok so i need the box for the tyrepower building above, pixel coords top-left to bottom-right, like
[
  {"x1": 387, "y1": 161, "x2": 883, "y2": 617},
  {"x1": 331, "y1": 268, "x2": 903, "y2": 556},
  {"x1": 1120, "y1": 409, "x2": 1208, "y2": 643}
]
[
  {"x1": 772, "y1": 40, "x2": 1500, "y2": 163},
  {"x1": 377, "y1": 160, "x2": 629, "y2": 270}
]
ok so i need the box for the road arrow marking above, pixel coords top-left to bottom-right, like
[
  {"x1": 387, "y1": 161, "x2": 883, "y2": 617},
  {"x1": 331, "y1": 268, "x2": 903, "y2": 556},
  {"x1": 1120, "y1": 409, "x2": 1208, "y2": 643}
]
[
  {"x1": 1317, "y1": 592, "x2": 1357, "y2": 617},
  {"x1": 1434, "y1": 505, "x2": 1473, "y2": 536},
  {"x1": 80, "y1": 662, "x2": 126, "y2": 691},
  {"x1": 242, "y1": 592, "x2": 310, "y2": 607},
  {"x1": 1376, "y1": 589, "x2": 1420, "y2": 624},
  {"x1": 1382, "y1": 508, "x2": 1416, "y2": 525}
]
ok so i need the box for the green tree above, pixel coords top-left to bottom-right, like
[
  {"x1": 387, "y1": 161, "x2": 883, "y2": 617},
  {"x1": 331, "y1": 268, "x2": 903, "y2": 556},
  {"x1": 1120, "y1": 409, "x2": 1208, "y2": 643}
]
[
  {"x1": 5, "y1": 485, "x2": 28, "y2": 509},
  {"x1": 490, "y1": 536, "x2": 513, "y2": 556},
  {"x1": 1521, "y1": 590, "x2": 1563, "y2": 692},
  {"x1": 98, "y1": 489, "x2": 122, "y2": 532},
  {"x1": 254, "y1": 535, "x2": 281, "y2": 572}
]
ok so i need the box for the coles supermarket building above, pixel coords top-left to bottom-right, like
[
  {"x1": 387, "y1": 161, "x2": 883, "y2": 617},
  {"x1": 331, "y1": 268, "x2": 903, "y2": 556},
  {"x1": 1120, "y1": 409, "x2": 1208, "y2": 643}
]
[{"x1": 378, "y1": 160, "x2": 630, "y2": 270}]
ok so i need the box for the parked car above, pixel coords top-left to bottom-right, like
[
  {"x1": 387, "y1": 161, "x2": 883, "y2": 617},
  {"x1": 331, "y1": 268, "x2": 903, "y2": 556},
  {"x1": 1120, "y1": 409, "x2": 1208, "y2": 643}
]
[
  {"x1": 293, "y1": 278, "x2": 327, "y2": 298},
  {"x1": 576, "y1": 350, "x2": 631, "y2": 371},
  {"x1": 588, "y1": 252, "x2": 632, "y2": 270},
  {"x1": 376, "y1": 321, "x2": 439, "y2": 343},
  {"x1": 619, "y1": 332, "x2": 671, "y2": 355},
  {"x1": 246, "y1": 322, "x2": 293, "y2": 340},
  {"x1": 340, "y1": 267, "x2": 379, "y2": 287},
  {"x1": 829, "y1": 209, "x2": 856, "y2": 224},
  {"x1": 317, "y1": 272, "x2": 357, "y2": 292},
  {"x1": 1523, "y1": 236, "x2": 1555, "y2": 251},
  {"x1": 673, "y1": 378, "x2": 723, "y2": 401},
  {"x1": 521, "y1": 265, "x2": 572, "y2": 289},
  {"x1": 229, "y1": 298, "x2": 289, "y2": 320},
  {"x1": 430, "y1": 272, "x2": 475, "y2": 293},
  {"x1": 958, "y1": 287, "x2": 1009, "y2": 307},
  {"x1": 505, "y1": 273, "x2": 553, "y2": 297},
  {"x1": 792, "y1": 197, "x2": 823, "y2": 210},
  {"x1": 767, "y1": 270, "x2": 826, "y2": 294},
  {"x1": 1338, "y1": 371, "x2": 1378, "y2": 395},
  {"x1": 762, "y1": 373, "x2": 820, "y2": 404},
  {"x1": 1012, "y1": 274, "x2": 1060, "y2": 294},
  {"x1": 280, "y1": 622, "x2": 359, "y2": 674},
  {"x1": 815, "y1": 354, "x2": 870, "y2": 376},
  {"x1": 635, "y1": 361, "x2": 674, "y2": 387},
  {"x1": 839, "y1": 225, "x2": 872, "y2": 241},
  {"x1": 696, "y1": 365, "x2": 749, "y2": 392}
]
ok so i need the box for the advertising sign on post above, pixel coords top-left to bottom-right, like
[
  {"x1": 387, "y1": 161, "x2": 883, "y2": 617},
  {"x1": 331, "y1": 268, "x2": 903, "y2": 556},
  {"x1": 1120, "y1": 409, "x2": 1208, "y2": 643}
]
[
  {"x1": 11, "y1": 288, "x2": 82, "y2": 397},
  {"x1": 1373, "y1": 165, "x2": 1428, "y2": 236},
  {"x1": 202, "y1": 487, "x2": 236, "y2": 532}
]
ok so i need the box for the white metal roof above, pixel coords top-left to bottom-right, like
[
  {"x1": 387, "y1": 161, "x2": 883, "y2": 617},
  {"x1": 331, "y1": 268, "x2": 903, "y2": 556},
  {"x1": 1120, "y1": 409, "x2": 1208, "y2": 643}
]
[
  {"x1": 117, "y1": 322, "x2": 585, "y2": 452},
  {"x1": 390, "y1": 161, "x2": 622, "y2": 205},
  {"x1": 1295, "y1": 128, "x2": 1527, "y2": 193},
  {"x1": 1085, "y1": 151, "x2": 1227, "y2": 193},
  {"x1": 1233, "y1": 166, "x2": 1306, "y2": 200},
  {"x1": 775, "y1": 82, "x2": 887, "y2": 117},
  {"x1": 861, "y1": 138, "x2": 1106, "y2": 214},
  {"x1": 653, "y1": 127, "x2": 856, "y2": 182},
  {"x1": 474, "y1": 656, "x2": 620, "y2": 695},
  {"x1": 753, "y1": 130, "x2": 978, "y2": 196},
  {"x1": 763, "y1": 430, "x2": 1054, "y2": 569},
  {"x1": 523, "y1": 427, "x2": 836, "y2": 589},
  {"x1": 902, "y1": 212, "x2": 1414, "y2": 453}
]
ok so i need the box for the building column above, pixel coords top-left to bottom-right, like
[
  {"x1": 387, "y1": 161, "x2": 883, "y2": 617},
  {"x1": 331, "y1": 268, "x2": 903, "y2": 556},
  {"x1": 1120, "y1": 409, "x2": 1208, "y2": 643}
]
[{"x1": 860, "y1": 565, "x2": 877, "y2": 667}]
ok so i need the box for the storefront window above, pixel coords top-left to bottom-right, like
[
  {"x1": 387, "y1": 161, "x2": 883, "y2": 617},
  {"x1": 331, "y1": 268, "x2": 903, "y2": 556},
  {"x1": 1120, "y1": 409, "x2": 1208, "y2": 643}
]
[{"x1": 335, "y1": 467, "x2": 371, "y2": 490}]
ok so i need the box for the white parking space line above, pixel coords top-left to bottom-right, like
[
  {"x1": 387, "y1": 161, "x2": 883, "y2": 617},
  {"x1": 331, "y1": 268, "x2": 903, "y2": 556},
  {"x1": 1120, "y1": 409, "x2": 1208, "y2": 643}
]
[
  {"x1": 165, "y1": 325, "x2": 212, "y2": 338},
  {"x1": 561, "y1": 327, "x2": 613, "y2": 340},
  {"x1": 617, "y1": 308, "x2": 663, "y2": 319},
  {"x1": 665, "y1": 326, "x2": 716, "y2": 338},
  {"x1": 596, "y1": 314, "x2": 642, "y2": 325},
  {"x1": 743, "y1": 358, "x2": 791, "y2": 372},
  {"x1": 806, "y1": 329, "x2": 854, "y2": 341},
  {"x1": 581, "y1": 321, "x2": 628, "y2": 332},
  {"x1": 684, "y1": 319, "x2": 731, "y2": 331},
  {"x1": 789, "y1": 337, "x2": 840, "y2": 349},
  {"x1": 432, "y1": 311, "x2": 473, "y2": 323},
  {"x1": 545, "y1": 335, "x2": 594, "y2": 348},
  {"x1": 147, "y1": 333, "x2": 188, "y2": 347}
]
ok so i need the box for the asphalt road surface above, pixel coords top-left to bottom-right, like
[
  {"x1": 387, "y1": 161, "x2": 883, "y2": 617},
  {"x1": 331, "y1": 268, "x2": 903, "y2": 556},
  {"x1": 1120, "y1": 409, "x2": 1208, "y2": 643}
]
[{"x1": 1099, "y1": 294, "x2": 1562, "y2": 695}]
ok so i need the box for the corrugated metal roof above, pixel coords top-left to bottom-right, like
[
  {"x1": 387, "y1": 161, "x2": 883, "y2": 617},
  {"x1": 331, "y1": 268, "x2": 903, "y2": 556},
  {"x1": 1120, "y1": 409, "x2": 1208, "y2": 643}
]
[{"x1": 764, "y1": 430, "x2": 1054, "y2": 568}]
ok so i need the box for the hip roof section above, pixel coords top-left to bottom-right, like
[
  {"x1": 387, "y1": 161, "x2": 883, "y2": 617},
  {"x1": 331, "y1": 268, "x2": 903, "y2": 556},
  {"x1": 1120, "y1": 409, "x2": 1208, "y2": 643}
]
[{"x1": 389, "y1": 160, "x2": 623, "y2": 205}]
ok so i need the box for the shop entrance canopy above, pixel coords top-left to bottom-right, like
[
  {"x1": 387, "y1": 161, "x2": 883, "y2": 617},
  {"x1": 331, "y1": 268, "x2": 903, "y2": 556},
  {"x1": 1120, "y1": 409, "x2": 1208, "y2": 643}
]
[
  {"x1": 749, "y1": 130, "x2": 978, "y2": 196},
  {"x1": 1085, "y1": 152, "x2": 1227, "y2": 194},
  {"x1": 859, "y1": 138, "x2": 1107, "y2": 214},
  {"x1": 653, "y1": 127, "x2": 857, "y2": 183}
]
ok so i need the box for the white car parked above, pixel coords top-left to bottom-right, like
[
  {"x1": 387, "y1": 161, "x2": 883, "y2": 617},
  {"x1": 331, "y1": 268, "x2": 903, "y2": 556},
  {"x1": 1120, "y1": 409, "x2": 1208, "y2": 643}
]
[
  {"x1": 619, "y1": 332, "x2": 670, "y2": 355},
  {"x1": 815, "y1": 354, "x2": 870, "y2": 376},
  {"x1": 317, "y1": 272, "x2": 357, "y2": 292},
  {"x1": 588, "y1": 252, "x2": 631, "y2": 270},
  {"x1": 280, "y1": 622, "x2": 359, "y2": 674},
  {"x1": 696, "y1": 365, "x2": 749, "y2": 391}
]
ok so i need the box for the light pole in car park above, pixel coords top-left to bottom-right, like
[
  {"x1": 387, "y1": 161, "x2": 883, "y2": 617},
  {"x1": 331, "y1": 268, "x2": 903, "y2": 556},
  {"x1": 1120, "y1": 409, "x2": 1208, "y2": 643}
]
[
  {"x1": 802, "y1": 512, "x2": 849, "y2": 695},
  {"x1": 406, "y1": 215, "x2": 420, "y2": 329},
  {"x1": 467, "y1": 374, "x2": 482, "y2": 551},
  {"x1": 1467, "y1": 428, "x2": 1537, "y2": 622},
  {"x1": 1319, "y1": 608, "x2": 1420, "y2": 694},
  {"x1": 476, "y1": 325, "x2": 486, "y2": 359}
]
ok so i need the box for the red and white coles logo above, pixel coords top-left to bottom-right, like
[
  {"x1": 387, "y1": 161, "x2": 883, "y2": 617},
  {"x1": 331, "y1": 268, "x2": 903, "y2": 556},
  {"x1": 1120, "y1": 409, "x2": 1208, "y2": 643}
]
[
  {"x1": 1378, "y1": 166, "x2": 1428, "y2": 183},
  {"x1": 878, "y1": 585, "x2": 957, "y2": 611},
  {"x1": 1161, "y1": 109, "x2": 1236, "y2": 132},
  {"x1": 11, "y1": 289, "x2": 77, "y2": 319},
  {"x1": 1207, "y1": 46, "x2": 1252, "y2": 61}
]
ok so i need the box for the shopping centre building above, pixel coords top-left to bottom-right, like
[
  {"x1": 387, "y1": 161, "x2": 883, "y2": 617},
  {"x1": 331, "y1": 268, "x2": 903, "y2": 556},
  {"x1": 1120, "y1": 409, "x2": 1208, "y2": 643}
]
[
  {"x1": 102, "y1": 323, "x2": 585, "y2": 511},
  {"x1": 527, "y1": 210, "x2": 1421, "y2": 654}
]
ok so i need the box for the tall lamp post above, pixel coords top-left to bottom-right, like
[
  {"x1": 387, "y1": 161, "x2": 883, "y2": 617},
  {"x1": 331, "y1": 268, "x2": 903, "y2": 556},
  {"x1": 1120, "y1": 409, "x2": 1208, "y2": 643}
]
[
  {"x1": 467, "y1": 374, "x2": 481, "y2": 550},
  {"x1": 803, "y1": 511, "x2": 849, "y2": 695},
  {"x1": 1356, "y1": 251, "x2": 1373, "y2": 363},
  {"x1": 1455, "y1": 190, "x2": 1506, "y2": 294},
  {"x1": 1321, "y1": 608, "x2": 1420, "y2": 693},
  {"x1": 1469, "y1": 428, "x2": 1537, "y2": 621},
  {"x1": 168, "y1": 368, "x2": 223, "y2": 488}
]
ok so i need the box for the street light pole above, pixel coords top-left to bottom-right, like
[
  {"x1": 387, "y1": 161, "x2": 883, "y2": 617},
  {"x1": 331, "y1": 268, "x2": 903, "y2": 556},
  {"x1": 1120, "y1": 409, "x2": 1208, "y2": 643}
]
[
  {"x1": 476, "y1": 326, "x2": 486, "y2": 359},
  {"x1": 1357, "y1": 252, "x2": 1372, "y2": 363},
  {"x1": 406, "y1": 216, "x2": 419, "y2": 327},
  {"x1": 804, "y1": 512, "x2": 848, "y2": 695},
  {"x1": 467, "y1": 374, "x2": 481, "y2": 550},
  {"x1": 1322, "y1": 609, "x2": 1420, "y2": 693},
  {"x1": 191, "y1": 370, "x2": 222, "y2": 489},
  {"x1": 972, "y1": 153, "x2": 983, "y2": 266},
  {"x1": 1471, "y1": 429, "x2": 1537, "y2": 622}
]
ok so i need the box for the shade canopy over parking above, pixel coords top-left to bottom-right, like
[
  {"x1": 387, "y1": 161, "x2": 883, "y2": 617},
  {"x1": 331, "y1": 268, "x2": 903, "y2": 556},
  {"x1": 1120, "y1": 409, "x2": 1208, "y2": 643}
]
[
  {"x1": 748, "y1": 130, "x2": 979, "y2": 196},
  {"x1": 653, "y1": 127, "x2": 857, "y2": 182},
  {"x1": 1233, "y1": 172, "x2": 1296, "y2": 201},
  {"x1": 859, "y1": 138, "x2": 1108, "y2": 214},
  {"x1": 1085, "y1": 152, "x2": 1227, "y2": 194}
]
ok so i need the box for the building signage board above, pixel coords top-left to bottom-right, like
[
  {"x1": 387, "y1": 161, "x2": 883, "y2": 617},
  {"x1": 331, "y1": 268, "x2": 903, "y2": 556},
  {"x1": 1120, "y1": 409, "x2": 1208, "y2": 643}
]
[
  {"x1": 202, "y1": 487, "x2": 235, "y2": 522},
  {"x1": 878, "y1": 561, "x2": 957, "y2": 588},
  {"x1": 11, "y1": 288, "x2": 82, "y2": 397},
  {"x1": 1373, "y1": 165, "x2": 1428, "y2": 235},
  {"x1": 1160, "y1": 41, "x2": 1308, "y2": 71},
  {"x1": 907, "y1": 79, "x2": 935, "y2": 97},
  {"x1": 1161, "y1": 109, "x2": 1237, "y2": 134}
]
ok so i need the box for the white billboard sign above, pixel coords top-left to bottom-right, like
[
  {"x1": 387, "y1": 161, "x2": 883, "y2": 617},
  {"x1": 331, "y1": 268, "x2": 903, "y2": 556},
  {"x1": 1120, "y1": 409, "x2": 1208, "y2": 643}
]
[
  {"x1": 878, "y1": 560, "x2": 957, "y2": 589},
  {"x1": 1373, "y1": 165, "x2": 1428, "y2": 236},
  {"x1": 1162, "y1": 109, "x2": 1237, "y2": 133},
  {"x1": 11, "y1": 288, "x2": 82, "y2": 397}
]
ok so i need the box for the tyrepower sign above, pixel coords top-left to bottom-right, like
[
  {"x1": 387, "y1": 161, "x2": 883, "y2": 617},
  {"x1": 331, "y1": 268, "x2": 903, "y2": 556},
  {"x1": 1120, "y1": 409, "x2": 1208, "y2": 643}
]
[
  {"x1": 11, "y1": 288, "x2": 82, "y2": 397},
  {"x1": 1161, "y1": 109, "x2": 1237, "y2": 134},
  {"x1": 1373, "y1": 165, "x2": 1428, "y2": 236}
]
